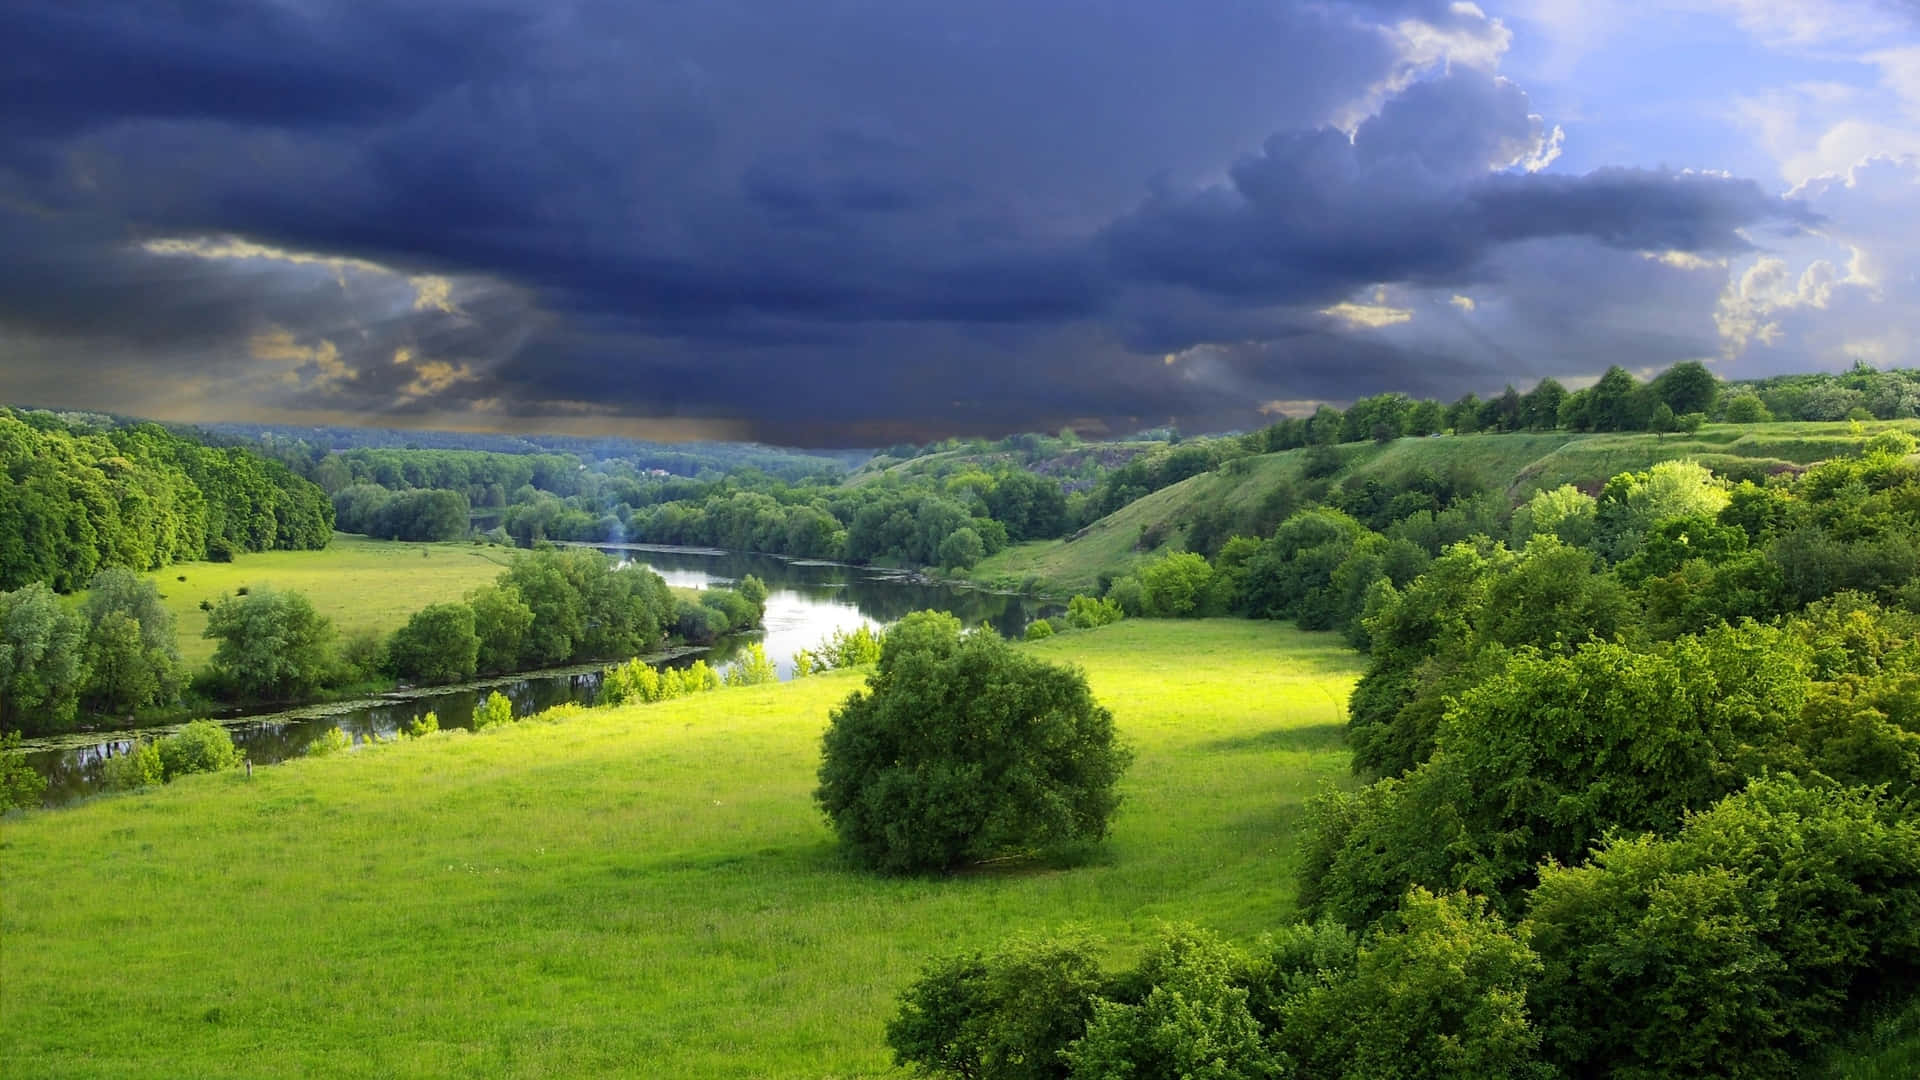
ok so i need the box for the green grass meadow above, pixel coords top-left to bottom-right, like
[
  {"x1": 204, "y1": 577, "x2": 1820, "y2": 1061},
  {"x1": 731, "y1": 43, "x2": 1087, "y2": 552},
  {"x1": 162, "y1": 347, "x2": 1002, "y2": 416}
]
[
  {"x1": 0, "y1": 621, "x2": 1361, "y2": 1078},
  {"x1": 135, "y1": 534, "x2": 520, "y2": 669}
]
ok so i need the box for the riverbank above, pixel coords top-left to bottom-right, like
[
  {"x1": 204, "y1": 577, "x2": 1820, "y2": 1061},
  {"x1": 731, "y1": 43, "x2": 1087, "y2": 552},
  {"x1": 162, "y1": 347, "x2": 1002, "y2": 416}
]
[
  {"x1": 25, "y1": 544, "x2": 1059, "y2": 806},
  {"x1": 0, "y1": 621, "x2": 1362, "y2": 1077}
]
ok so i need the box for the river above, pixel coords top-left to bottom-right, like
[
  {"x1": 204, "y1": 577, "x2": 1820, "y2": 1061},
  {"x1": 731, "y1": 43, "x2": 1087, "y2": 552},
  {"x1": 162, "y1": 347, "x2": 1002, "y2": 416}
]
[{"x1": 20, "y1": 545, "x2": 1061, "y2": 808}]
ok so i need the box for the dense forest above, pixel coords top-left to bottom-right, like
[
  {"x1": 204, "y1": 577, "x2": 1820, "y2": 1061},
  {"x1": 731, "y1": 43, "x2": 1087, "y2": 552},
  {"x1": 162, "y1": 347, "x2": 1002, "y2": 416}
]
[{"x1": 0, "y1": 409, "x2": 332, "y2": 592}]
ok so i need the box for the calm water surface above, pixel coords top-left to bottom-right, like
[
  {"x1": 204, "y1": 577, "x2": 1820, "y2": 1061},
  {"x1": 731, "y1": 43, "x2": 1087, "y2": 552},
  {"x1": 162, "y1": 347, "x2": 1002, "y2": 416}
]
[{"x1": 21, "y1": 545, "x2": 1059, "y2": 807}]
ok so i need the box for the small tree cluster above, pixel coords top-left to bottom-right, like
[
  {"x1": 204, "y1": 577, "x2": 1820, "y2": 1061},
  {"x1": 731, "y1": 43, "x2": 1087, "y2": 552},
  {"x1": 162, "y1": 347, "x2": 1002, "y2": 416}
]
[
  {"x1": 598, "y1": 657, "x2": 723, "y2": 706},
  {"x1": 722, "y1": 643, "x2": 777, "y2": 686},
  {"x1": 892, "y1": 895, "x2": 1549, "y2": 1080},
  {"x1": 1064, "y1": 595, "x2": 1124, "y2": 630},
  {"x1": 104, "y1": 720, "x2": 240, "y2": 790}
]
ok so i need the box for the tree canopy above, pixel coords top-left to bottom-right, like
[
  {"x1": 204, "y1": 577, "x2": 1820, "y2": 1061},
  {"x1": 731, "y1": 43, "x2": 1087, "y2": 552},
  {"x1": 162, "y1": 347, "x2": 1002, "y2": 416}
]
[{"x1": 815, "y1": 611, "x2": 1131, "y2": 873}]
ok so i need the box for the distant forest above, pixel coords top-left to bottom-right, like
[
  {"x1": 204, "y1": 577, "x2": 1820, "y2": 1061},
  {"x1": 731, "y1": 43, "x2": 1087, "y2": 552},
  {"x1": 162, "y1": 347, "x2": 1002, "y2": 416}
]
[
  {"x1": 10, "y1": 362, "x2": 1920, "y2": 584},
  {"x1": 0, "y1": 409, "x2": 332, "y2": 592}
]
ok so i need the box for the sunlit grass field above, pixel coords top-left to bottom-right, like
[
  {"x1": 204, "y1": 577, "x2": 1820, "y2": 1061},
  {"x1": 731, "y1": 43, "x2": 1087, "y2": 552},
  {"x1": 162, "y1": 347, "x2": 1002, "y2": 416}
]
[
  {"x1": 133, "y1": 534, "x2": 519, "y2": 669},
  {"x1": 0, "y1": 620, "x2": 1362, "y2": 1078}
]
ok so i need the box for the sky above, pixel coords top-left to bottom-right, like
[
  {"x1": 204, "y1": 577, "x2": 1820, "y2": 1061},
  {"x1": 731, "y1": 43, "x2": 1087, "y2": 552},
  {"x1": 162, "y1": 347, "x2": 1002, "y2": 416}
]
[{"x1": 1, "y1": 1, "x2": 1916, "y2": 446}]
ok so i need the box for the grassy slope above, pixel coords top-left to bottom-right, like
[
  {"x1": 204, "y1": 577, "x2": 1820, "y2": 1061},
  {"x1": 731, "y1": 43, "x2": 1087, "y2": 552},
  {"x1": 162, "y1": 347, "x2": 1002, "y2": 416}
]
[
  {"x1": 0, "y1": 620, "x2": 1361, "y2": 1079},
  {"x1": 136, "y1": 534, "x2": 519, "y2": 669},
  {"x1": 971, "y1": 420, "x2": 1920, "y2": 595}
]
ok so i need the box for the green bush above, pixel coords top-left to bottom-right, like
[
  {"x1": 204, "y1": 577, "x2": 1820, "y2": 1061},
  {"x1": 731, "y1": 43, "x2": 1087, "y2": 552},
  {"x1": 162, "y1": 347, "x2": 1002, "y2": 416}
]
[
  {"x1": 1134, "y1": 551, "x2": 1215, "y2": 617},
  {"x1": 1067, "y1": 927, "x2": 1276, "y2": 1080},
  {"x1": 1, "y1": 730, "x2": 49, "y2": 809},
  {"x1": 723, "y1": 643, "x2": 777, "y2": 687},
  {"x1": 1065, "y1": 595, "x2": 1124, "y2": 630},
  {"x1": 156, "y1": 720, "x2": 240, "y2": 780},
  {"x1": 1279, "y1": 889, "x2": 1551, "y2": 1080},
  {"x1": 101, "y1": 739, "x2": 164, "y2": 792},
  {"x1": 386, "y1": 603, "x2": 480, "y2": 685},
  {"x1": 815, "y1": 611, "x2": 1131, "y2": 873},
  {"x1": 601, "y1": 658, "x2": 729, "y2": 705},
  {"x1": 1527, "y1": 777, "x2": 1920, "y2": 1080},
  {"x1": 331, "y1": 628, "x2": 389, "y2": 685},
  {"x1": 403, "y1": 710, "x2": 439, "y2": 738},
  {"x1": 889, "y1": 932, "x2": 1107, "y2": 1080},
  {"x1": 472, "y1": 692, "x2": 513, "y2": 730},
  {"x1": 306, "y1": 727, "x2": 352, "y2": 757},
  {"x1": 817, "y1": 624, "x2": 882, "y2": 669},
  {"x1": 1025, "y1": 619, "x2": 1055, "y2": 641},
  {"x1": 1103, "y1": 575, "x2": 1145, "y2": 617}
]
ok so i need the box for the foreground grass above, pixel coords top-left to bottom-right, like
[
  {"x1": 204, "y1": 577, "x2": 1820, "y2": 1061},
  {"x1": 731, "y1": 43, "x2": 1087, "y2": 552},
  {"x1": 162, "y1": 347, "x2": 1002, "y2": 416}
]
[
  {"x1": 0, "y1": 620, "x2": 1360, "y2": 1078},
  {"x1": 136, "y1": 534, "x2": 518, "y2": 668}
]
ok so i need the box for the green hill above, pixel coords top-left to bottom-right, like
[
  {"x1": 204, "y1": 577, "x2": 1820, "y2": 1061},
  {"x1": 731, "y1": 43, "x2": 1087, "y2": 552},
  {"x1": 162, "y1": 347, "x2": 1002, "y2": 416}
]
[{"x1": 969, "y1": 420, "x2": 1920, "y2": 595}]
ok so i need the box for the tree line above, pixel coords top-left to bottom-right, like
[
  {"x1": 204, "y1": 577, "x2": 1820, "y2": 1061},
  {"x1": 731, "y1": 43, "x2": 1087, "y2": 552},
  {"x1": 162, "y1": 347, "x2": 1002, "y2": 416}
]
[
  {"x1": 0, "y1": 547, "x2": 766, "y2": 736},
  {"x1": 0, "y1": 409, "x2": 332, "y2": 592},
  {"x1": 886, "y1": 432, "x2": 1920, "y2": 1078}
]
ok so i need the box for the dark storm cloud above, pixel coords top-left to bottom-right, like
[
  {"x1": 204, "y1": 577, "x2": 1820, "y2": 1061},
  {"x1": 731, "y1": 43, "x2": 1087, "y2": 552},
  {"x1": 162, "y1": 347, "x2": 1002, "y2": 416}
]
[
  {"x1": 1103, "y1": 70, "x2": 1808, "y2": 304},
  {"x1": 0, "y1": 1, "x2": 1813, "y2": 443}
]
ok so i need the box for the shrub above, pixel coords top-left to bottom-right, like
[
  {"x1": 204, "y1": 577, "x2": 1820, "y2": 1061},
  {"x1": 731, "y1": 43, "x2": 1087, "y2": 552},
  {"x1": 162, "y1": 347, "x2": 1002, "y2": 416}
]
[
  {"x1": 600, "y1": 658, "x2": 664, "y2": 705},
  {"x1": 472, "y1": 691, "x2": 513, "y2": 730},
  {"x1": 332, "y1": 628, "x2": 389, "y2": 685},
  {"x1": 824, "y1": 624, "x2": 883, "y2": 668},
  {"x1": 1065, "y1": 595, "x2": 1124, "y2": 630},
  {"x1": 791, "y1": 648, "x2": 820, "y2": 677},
  {"x1": 1025, "y1": 619, "x2": 1055, "y2": 641},
  {"x1": 1103, "y1": 575, "x2": 1146, "y2": 617},
  {"x1": 157, "y1": 720, "x2": 240, "y2": 780},
  {"x1": 1067, "y1": 927, "x2": 1277, "y2": 1080},
  {"x1": 1134, "y1": 551, "x2": 1215, "y2": 617},
  {"x1": 723, "y1": 642, "x2": 777, "y2": 687},
  {"x1": 1866, "y1": 429, "x2": 1918, "y2": 458},
  {"x1": 1724, "y1": 394, "x2": 1773, "y2": 423},
  {"x1": 939, "y1": 526, "x2": 987, "y2": 569},
  {"x1": 736, "y1": 574, "x2": 769, "y2": 614},
  {"x1": 1279, "y1": 889, "x2": 1552, "y2": 1080},
  {"x1": 101, "y1": 739, "x2": 164, "y2": 792},
  {"x1": 815, "y1": 611, "x2": 1131, "y2": 873},
  {"x1": 403, "y1": 710, "x2": 439, "y2": 738},
  {"x1": 1, "y1": 730, "x2": 49, "y2": 809},
  {"x1": 306, "y1": 727, "x2": 352, "y2": 757},
  {"x1": 386, "y1": 603, "x2": 480, "y2": 685},
  {"x1": 889, "y1": 932, "x2": 1108, "y2": 1080},
  {"x1": 1527, "y1": 777, "x2": 1920, "y2": 1080}
]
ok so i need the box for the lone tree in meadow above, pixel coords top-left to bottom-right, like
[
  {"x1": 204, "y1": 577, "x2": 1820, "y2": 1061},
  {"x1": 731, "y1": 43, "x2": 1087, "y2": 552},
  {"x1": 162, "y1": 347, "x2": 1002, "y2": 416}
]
[{"x1": 815, "y1": 611, "x2": 1131, "y2": 874}]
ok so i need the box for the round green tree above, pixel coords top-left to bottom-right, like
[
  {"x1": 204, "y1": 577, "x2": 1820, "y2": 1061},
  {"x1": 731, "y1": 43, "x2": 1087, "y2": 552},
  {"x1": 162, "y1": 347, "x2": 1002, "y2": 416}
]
[
  {"x1": 386, "y1": 602, "x2": 480, "y2": 685},
  {"x1": 815, "y1": 611, "x2": 1130, "y2": 873}
]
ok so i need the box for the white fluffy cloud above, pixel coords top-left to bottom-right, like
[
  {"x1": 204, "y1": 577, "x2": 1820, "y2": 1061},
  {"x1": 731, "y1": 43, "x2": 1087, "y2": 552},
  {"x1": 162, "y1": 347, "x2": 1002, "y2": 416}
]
[{"x1": 1718, "y1": 155, "x2": 1920, "y2": 371}]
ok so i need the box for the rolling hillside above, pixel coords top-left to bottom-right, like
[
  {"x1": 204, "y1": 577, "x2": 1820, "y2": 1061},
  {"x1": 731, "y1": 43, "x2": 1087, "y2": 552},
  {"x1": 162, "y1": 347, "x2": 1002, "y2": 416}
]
[{"x1": 969, "y1": 420, "x2": 1920, "y2": 594}]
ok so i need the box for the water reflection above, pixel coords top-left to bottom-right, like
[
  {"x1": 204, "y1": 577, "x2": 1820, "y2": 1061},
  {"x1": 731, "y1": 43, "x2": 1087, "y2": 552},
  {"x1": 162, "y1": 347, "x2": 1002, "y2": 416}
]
[{"x1": 21, "y1": 545, "x2": 1059, "y2": 808}]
